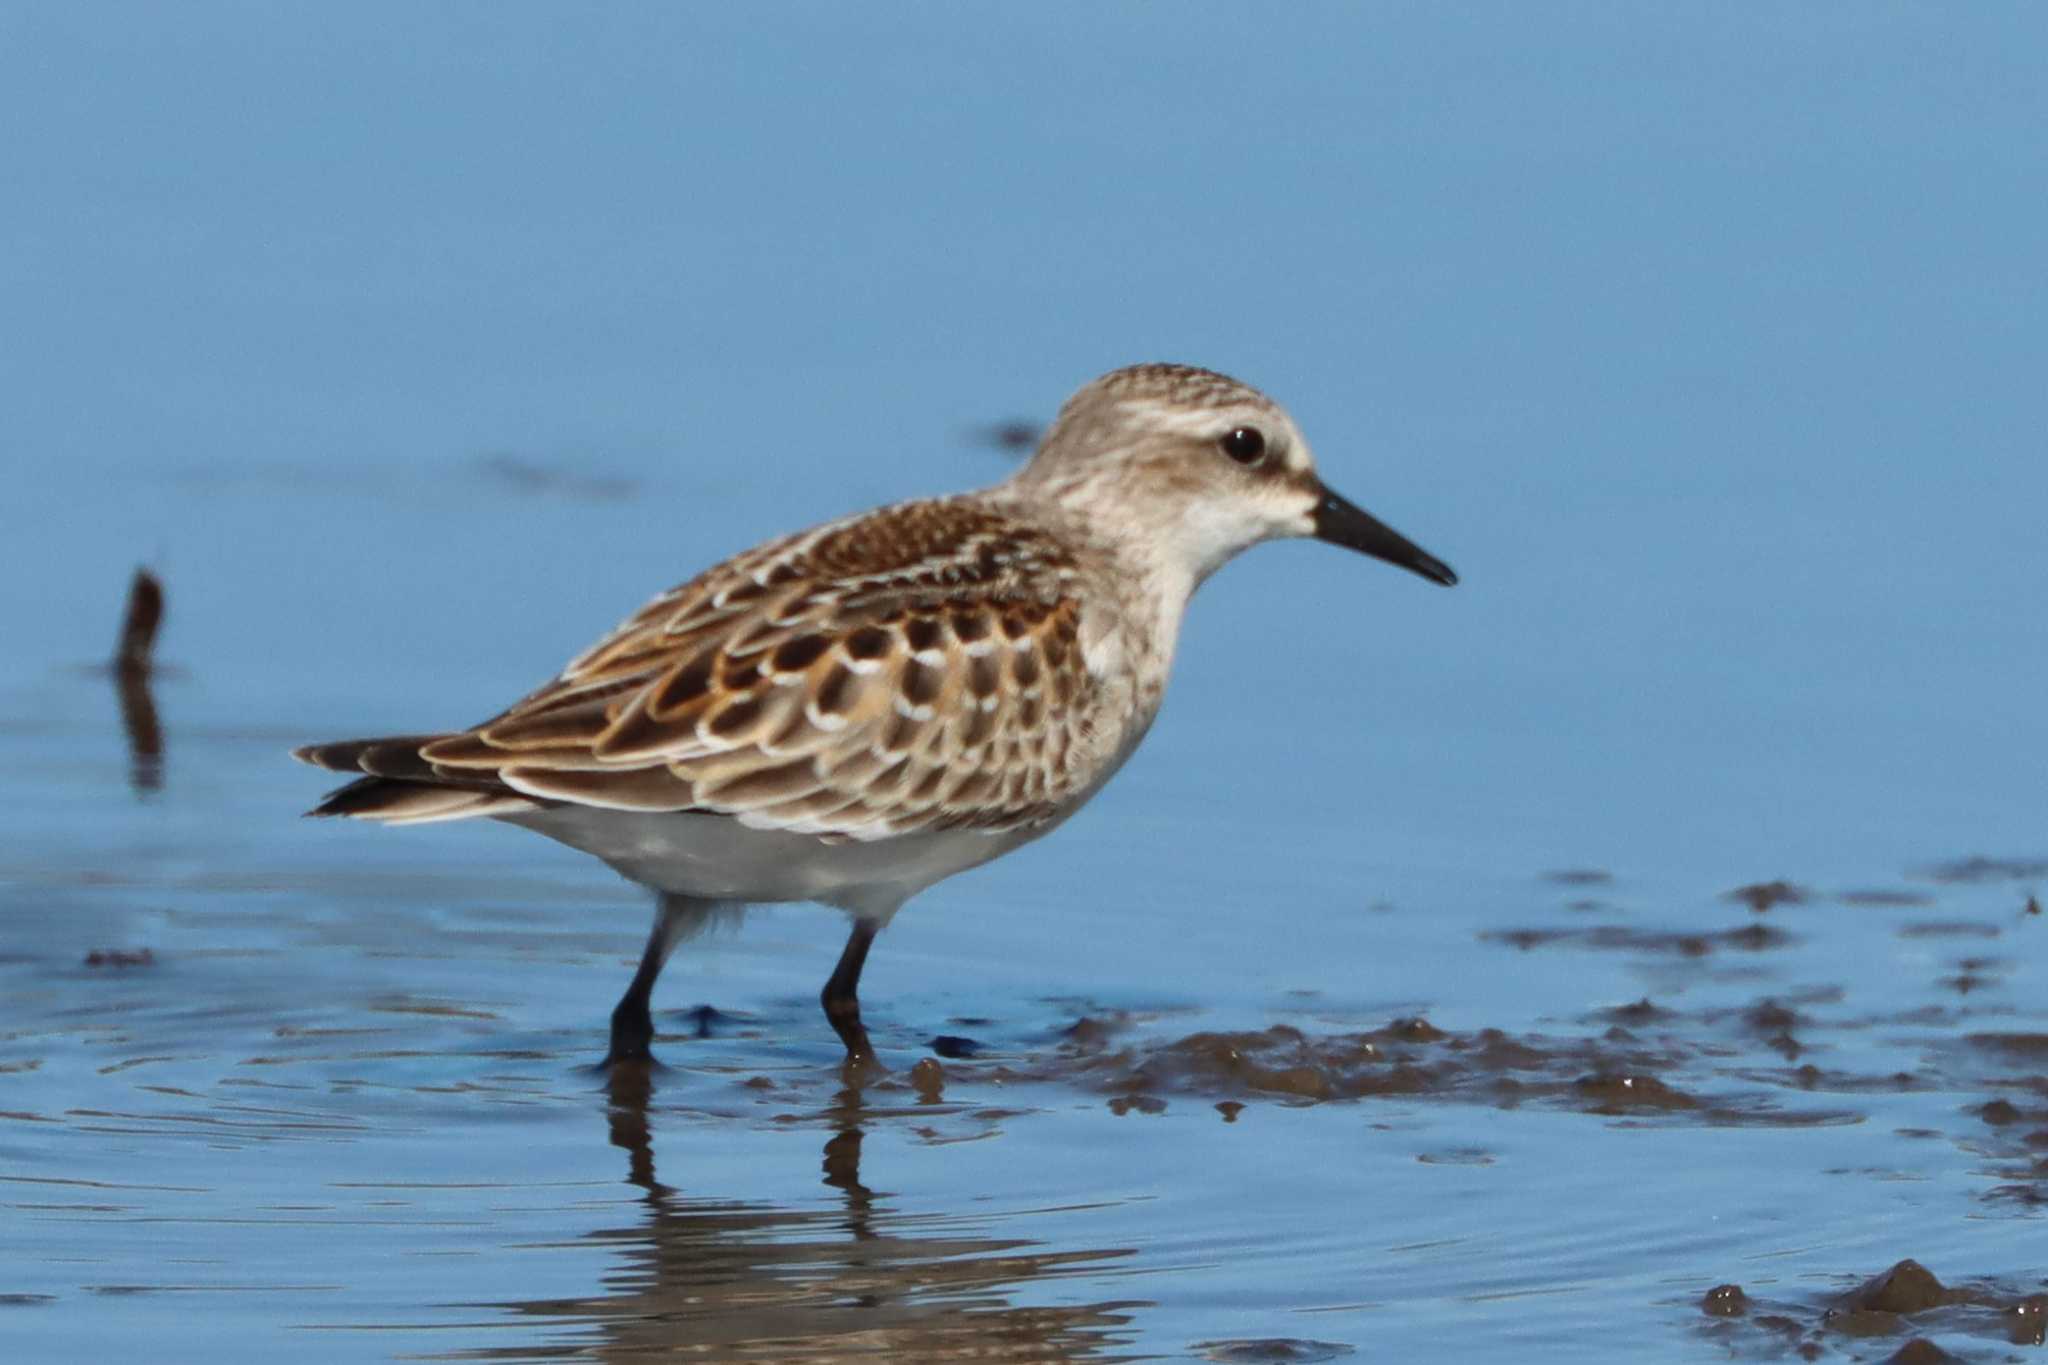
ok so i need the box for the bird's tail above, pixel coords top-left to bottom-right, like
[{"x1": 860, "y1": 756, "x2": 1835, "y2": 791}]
[{"x1": 292, "y1": 735, "x2": 541, "y2": 825}]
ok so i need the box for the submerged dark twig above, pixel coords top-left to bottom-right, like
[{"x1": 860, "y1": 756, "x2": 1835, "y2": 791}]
[
  {"x1": 114, "y1": 568, "x2": 164, "y2": 674},
  {"x1": 112, "y1": 568, "x2": 165, "y2": 793}
]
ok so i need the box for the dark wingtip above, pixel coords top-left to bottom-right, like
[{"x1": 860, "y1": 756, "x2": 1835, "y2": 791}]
[{"x1": 304, "y1": 774, "x2": 386, "y2": 818}]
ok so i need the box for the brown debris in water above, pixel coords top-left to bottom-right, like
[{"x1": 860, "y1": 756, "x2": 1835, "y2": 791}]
[
  {"x1": 1977, "y1": 1099, "x2": 2024, "y2": 1125},
  {"x1": 1741, "y1": 1000, "x2": 1804, "y2": 1060},
  {"x1": 1144, "y1": 1028, "x2": 1390, "y2": 1103},
  {"x1": 1574, "y1": 1072, "x2": 1698, "y2": 1113},
  {"x1": 909, "y1": 1057, "x2": 945, "y2": 1102},
  {"x1": 929, "y1": 1034, "x2": 982, "y2": 1058},
  {"x1": 1964, "y1": 1032, "x2": 2048, "y2": 1058},
  {"x1": 2009, "y1": 1294, "x2": 2048, "y2": 1347},
  {"x1": 1043, "y1": 1023, "x2": 1405, "y2": 1104},
  {"x1": 1839, "y1": 888, "x2": 1936, "y2": 908},
  {"x1": 1194, "y1": 1340, "x2": 1354, "y2": 1363},
  {"x1": 1744, "y1": 1000, "x2": 1801, "y2": 1034},
  {"x1": 1779, "y1": 1063, "x2": 1921, "y2": 1095},
  {"x1": 1385, "y1": 1016, "x2": 1446, "y2": 1043},
  {"x1": 1939, "y1": 961, "x2": 1998, "y2": 995},
  {"x1": 84, "y1": 948, "x2": 155, "y2": 968},
  {"x1": 1709, "y1": 1258, "x2": 2046, "y2": 1358},
  {"x1": 1542, "y1": 868, "x2": 1613, "y2": 886},
  {"x1": 1059, "y1": 1014, "x2": 1131, "y2": 1052},
  {"x1": 1839, "y1": 1260, "x2": 1953, "y2": 1316},
  {"x1": 1484, "y1": 923, "x2": 1793, "y2": 955},
  {"x1": 1920, "y1": 855, "x2": 2048, "y2": 884},
  {"x1": 1724, "y1": 923, "x2": 1782, "y2": 950},
  {"x1": 1897, "y1": 921, "x2": 1999, "y2": 940},
  {"x1": 1726, "y1": 880, "x2": 1810, "y2": 913},
  {"x1": 1600, "y1": 997, "x2": 1674, "y2": 1025},
  {"x1": 1414, "y1": 1146, "x2": 1494, "y2": 1166},
  {"x1": 1702, "y1": 1283, "x2": 1750, "y2": 1317},
  {"x1": 970, "y1": 1014, "x2": 1858, "y2": 1128}
]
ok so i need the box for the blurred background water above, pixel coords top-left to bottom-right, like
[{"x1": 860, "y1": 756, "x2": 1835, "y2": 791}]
[{"x1": 3, "y1": 5, "x2": 2044, "y2": 1361}]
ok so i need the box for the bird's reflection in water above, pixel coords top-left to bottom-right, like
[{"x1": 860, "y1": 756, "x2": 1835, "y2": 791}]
[{"x1": 487, "y1": 1064, "x2": 1143, "y2": 1360}]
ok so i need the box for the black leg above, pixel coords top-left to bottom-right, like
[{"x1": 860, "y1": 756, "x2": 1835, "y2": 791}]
[
  {"x1": 605, "y1": 896, "x2": 719, "y2": 1067},
  {"x1": 821, "y1": 918, "x2": 879, "y2": 1066},
  {"x1": 606, "y1": 934, "x2": 668, "y2": 1065}
]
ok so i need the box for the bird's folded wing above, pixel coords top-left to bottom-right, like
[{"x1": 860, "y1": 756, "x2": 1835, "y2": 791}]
[{"x1": 414, "y1": 498, "x2": 1105, "y2": 840}]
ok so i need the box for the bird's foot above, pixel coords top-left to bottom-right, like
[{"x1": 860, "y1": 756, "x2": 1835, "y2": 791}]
[{"x1": 600, "y1": 1003, "x2": 662, "y2": 1073}]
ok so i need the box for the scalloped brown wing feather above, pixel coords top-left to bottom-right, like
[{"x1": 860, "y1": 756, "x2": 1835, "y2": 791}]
[{"x1": 398, "y1": 498, "x2": 1102, "y2": 839}]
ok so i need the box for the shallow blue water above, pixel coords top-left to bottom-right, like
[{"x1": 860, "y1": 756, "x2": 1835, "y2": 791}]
[{"x1": 4, "y1": 5, "x2": 2046, "y2": 1361}]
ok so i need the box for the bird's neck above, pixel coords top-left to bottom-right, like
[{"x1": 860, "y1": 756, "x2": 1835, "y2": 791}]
[{"x1": 980, "y1": 478, "x2": 1208, "y2": 714}]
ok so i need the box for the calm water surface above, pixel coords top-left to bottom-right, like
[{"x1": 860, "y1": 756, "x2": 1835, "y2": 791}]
[
  {"x1": 4, "y1": 501, "x2": 2043, "y2": 1361},
  {"x1": 5, "y1": 5, "x2": 2047, "y2": 1361}
]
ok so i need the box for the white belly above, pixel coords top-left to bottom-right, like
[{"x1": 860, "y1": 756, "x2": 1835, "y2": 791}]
[{"x1": 503, "y1": 806, "x2": 1054, "y2": 920}]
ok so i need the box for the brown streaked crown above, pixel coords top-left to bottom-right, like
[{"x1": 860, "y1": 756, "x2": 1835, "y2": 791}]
[{"x1": 1078, "y1": 363, "x2": 1279, "y2": 414}]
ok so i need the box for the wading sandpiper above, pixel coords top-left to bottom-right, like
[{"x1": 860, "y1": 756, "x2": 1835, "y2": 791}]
[{"x1": 295, "y1": 364, "x2": 1457, "y2": 1067}]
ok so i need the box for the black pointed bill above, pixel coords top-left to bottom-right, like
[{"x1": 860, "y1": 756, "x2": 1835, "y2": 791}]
[{"x1": 1311, "y1": 486, "x2": 1458, "y2": 587}]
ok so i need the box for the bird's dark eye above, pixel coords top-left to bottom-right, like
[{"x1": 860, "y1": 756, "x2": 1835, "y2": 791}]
[{"x1": 1219, "y1": 426, "x2": 1267, "y2": 465}]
